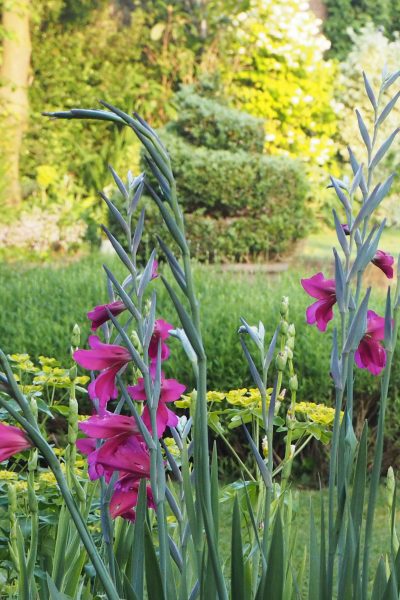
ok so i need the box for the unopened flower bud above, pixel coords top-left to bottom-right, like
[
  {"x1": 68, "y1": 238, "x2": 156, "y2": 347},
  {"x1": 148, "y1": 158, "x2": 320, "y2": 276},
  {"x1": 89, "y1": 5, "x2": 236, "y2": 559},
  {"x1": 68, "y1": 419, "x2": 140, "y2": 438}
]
[
  {"x1": 288, "y1": 323, "x2": 296, "y2": 338},
  {"x1": 280, "y1": 320, "x2": 289, "y2": 336},
  {"x1": 28, "y1": 449, "x2": 38, "y2": 472},
  {"x1": 144, "y1": 299, "x2": 152, "y2": 317},
  {"x1": 262, "y1": 435, "x2": 269, "y2": 458},
  {"x1": 276, "y1": 351, "x2": 288, "y2": 371},
  {"x1": 68, "y1": 396, "x2": 79, "y2": 444},
  {"x1": 7, "y1": 484, "x2": 17, "y2": 513},
  {"x1": 290, "y1": 444, "x2": 296, "y2": 458},
  {"x1": 387, "y1": 466, "x2": 396, "y2": 510},
  {"x1": 285, "y1": 346, "x2": 293, "y2": 360},
  {"x1": 30, "y1": 396, "x2": 38, "y2": 422},
  {"x1": 280, "y1": 296, "x2": 289, "y2": 317},
  {"x1": 131, "y1": 330, "x2": 142, "y2": 352},
  {"x1": 69, "y1": 365, "x2": 77, "y2": 382},
  {"x1": 289, "y1": 374, "x2": 298, "y2": 392},
  {"x1": 71, "y1": 324, "x2": 80, "y2": 348},
  {"x1": 28, "y1": 474, "x2": 38, "y2": 513},
  {"x1": 286, "y1": 336, "x2": 295, "y2": 350}
]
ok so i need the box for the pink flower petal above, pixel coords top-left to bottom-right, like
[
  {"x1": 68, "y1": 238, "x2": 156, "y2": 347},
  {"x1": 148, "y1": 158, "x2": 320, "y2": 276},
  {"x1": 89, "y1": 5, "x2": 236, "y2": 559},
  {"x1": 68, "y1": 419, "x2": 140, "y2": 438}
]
[
  {"x1": 0, "y1": 422, "x2": 32, "y2": 461},
  {"x1": 87, "y1": 301, "x2": 126, "y2": 331},
  {"x1": 306, "y1": 298, "x2": 335, "y2": 332},
  {"x1": 301, "y1": 273, "x2": 335, "y2": 300},
  {"x1": 79, "y1": 412, "x2": 138, "y2": 439}
]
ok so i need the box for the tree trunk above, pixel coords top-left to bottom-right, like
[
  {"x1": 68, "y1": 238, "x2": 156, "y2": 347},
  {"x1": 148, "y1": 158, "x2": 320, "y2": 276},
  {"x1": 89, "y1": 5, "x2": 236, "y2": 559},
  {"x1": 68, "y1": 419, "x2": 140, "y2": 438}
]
[{"x1": 0, "y1": 0, "x2": 31, "y2": 207}]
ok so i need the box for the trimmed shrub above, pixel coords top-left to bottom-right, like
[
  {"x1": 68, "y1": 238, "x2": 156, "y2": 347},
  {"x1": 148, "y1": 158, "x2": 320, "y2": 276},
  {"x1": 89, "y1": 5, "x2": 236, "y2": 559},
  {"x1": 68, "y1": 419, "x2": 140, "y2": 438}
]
[
  {"x1": 172, "y1": 89, "x2": 265, "y2": 153},
  {"x1": 135, "y1": 91, "x2": 311, "y2": 262}
]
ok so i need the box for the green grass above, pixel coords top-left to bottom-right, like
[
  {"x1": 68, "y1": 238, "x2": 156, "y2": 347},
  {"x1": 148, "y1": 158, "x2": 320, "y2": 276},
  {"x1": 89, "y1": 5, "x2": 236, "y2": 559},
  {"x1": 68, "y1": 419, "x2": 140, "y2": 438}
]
[
  {"x1": 299, "y1": 226, "x2": 400, "y2": 260},
  {"x1": 218, "y1": 485, "x2": 394, "y2": 594}
]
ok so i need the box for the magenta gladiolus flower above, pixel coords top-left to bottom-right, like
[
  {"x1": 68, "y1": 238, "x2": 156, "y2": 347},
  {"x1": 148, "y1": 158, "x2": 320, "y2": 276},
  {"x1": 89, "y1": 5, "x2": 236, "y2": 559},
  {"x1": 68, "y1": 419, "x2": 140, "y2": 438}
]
[
  {"x1": 148, "y1": 319, "x2": 173, "y2": 362},
  {"x1": 0, "y1": 422, "x2": 32, "y2": 462},
  {"x1": 110, "y1": 474, "x2": 155, "y2": 521},
  {"x1": 87, "y1": 301, "x2": 126, "y2": 331},
  {"x1": 371, "y1": 250, "x2": 394, "y2": 279},
  {"x1": 301, "y1": 272, "x2": 336, "y2": 332},
  {"x1": 355, "y1": 310, "x2": 387, "y2": 376},
  {"x1": 82, "y1": 433, "x2": 150, "y2": 481},
  {"x1": 73, "y1": 336, "x2": 131, "y2": 413},
  {"x1": 79, "y1": 411, "x2": 139, "y2": 439},
  {"x1": 128, "y1": 374, "x2": 185, "y2": 437}
]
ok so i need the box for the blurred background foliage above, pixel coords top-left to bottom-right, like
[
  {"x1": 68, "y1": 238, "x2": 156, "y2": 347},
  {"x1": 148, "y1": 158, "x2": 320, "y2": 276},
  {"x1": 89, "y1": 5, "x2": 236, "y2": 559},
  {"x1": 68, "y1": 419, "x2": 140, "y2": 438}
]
[{"x1": 2, "y1": 0, "x2": 400, "y2": 260}]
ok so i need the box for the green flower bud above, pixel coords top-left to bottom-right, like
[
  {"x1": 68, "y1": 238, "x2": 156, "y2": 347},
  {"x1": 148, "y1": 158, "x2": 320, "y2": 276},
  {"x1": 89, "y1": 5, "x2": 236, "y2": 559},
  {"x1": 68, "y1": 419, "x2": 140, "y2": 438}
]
[
  {"x1": 288, "y1": 323, "x2": 296, "y2": 338},
  {"x1": 276, "y1": 350, "x2": 288, "y2": 371},
  {"x1": 280, "y1": 296, "x2": 289, "y2": 317},
  {"x1": 387, "y1": 466, "x2": 395, "y2": 510},
  {"x1": 28, "y1": 449, "x2": 38, "y2": 472},
  {"x1": 69, "y1": 365, "x2": 77, "y2": 382},
  {"x1": 285, "y1": 347, "x2": 293, "y2": 360},
  {"x1": 71, "y1": 324, "x2": 80, "y2": 348},
  {"x1": 28, "y1": 474, "x2": 38, "y2": 513},
  {"x1": 280, "y1": 320, "x2": 289, "y2": 336},
  {"x1": 131, "y1": 330, "x2": 142, "y2": 352},
  {"x1": 286, "y1": 336, "x2": 295, "y2": 350},
  {"x1": 68, "y1": 396, "x2": 79, "y2": 444},
  {"x1": 7, "y1": 484, "x2": 17, "y2": 513},
  {"x1": 261, "y1": 436, "x2": 269, "y2": 458},
  {"x1": 289, "y1": 374, "x2": 298, "y2": 392},
  {"x1": 144, "y1": 299, "x2": 152, "y2": 317},
  {"x1": 30, "y1": 396, "x2": 38, "y2": 422}
]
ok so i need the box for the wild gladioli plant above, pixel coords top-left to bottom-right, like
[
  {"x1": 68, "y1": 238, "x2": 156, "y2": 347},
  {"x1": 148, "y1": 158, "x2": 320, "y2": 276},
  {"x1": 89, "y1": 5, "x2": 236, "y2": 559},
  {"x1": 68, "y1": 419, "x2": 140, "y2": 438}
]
[{"x1": 0, "y1": 68, "x2": 400, "y2": 599}]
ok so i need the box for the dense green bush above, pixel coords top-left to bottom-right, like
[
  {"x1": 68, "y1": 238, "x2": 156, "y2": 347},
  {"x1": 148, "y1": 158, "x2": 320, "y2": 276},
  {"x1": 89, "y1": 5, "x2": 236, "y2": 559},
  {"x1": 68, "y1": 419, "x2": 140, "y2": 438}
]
[
  {"x1": 324, "y1": 0, "x2": 400, "y2": 58},
  {"x1": 172, "y1": 88, "x2": 265, "y2": 153}
]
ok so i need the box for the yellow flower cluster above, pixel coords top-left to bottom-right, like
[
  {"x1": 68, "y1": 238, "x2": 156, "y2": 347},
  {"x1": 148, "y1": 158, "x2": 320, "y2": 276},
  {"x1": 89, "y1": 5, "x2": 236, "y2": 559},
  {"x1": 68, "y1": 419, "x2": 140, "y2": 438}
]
[
  {"x1": 291, "y1": 402, "x2": 343, "y2": 426},
  {"x1": 0, "y1": 470, "x2": 18, "y2": 481},
  {"x1": 163, "y1": 437, "x2": 180, "y2": 458},
  {"x1": 9, "y1": 353, "x2": 89, "y2": 391},
  {"x1": 175, "y1": 388, "x2": 271, "y2": 409}
]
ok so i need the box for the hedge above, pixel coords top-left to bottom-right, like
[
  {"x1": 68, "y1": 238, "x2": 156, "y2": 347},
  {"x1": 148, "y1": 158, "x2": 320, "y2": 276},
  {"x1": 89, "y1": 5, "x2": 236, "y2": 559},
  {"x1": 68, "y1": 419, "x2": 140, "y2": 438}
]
[
  {"x1": 172, "y1": 89, "x2": 265, "y2": 153},
  {"x1": 137, "y1": 131, "x2": 311, "y2": 261}
]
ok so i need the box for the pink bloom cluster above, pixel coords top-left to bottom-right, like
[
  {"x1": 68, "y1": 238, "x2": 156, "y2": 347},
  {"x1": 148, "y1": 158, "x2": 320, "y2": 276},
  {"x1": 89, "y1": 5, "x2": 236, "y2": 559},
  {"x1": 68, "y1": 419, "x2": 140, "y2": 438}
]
[
  {"x1": 301, "y1": 268, "x2": 390, "y2": 376},
  {"x1": 74, "y1": 296, "x2": 186, "y2": 520},
  {"x1": 76, "y1": 412, "x2": 154, "y2": 520}
]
